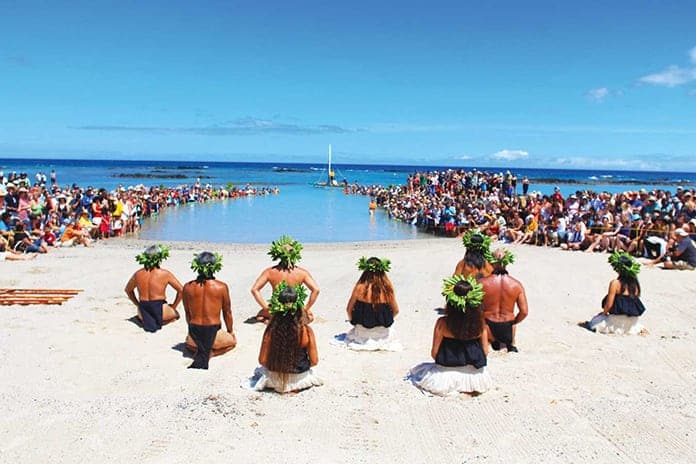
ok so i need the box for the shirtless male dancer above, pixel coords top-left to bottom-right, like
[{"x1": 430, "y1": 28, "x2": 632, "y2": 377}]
[
  {"x1": 454, "y1": 231, "x2": 493, "y2": 280},
  {"x1": 479, "y1": 248, "x2": 528, "y2": 352},
  {"x1": 183, "y1": 251, "x2": 237, "y2": 369},
  {"x1": 251, "y1": 235, "x2": 320, "y2": 323},
  {"x1": 125, "y1": 245, "x2": 182, "y2": 332}
]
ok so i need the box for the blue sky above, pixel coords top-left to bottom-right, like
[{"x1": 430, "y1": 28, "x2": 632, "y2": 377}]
[{"x1": 1, "y1": 1, "x2": 696, "y2": 171}]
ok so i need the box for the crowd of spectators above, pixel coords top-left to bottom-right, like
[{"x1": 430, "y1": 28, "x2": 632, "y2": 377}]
[
  {"x1": 357, "y1": 168, "x2": 696, "y2": 268},
  {"x1": 0, "y1": 170, "x2": 278, "y2": 256}
]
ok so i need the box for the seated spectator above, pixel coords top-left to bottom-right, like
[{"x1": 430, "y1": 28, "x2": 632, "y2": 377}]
[{"x1": 658, "y1": 228, "x2": 696, "y2": 270}]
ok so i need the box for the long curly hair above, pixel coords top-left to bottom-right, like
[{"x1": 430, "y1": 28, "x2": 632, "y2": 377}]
[
  {"x1": 264, "y1": 288, "x2": 304, "y2": 391},
  {"x1": 444, "y1": 280, "x2": 484, "y2": 340},
  {"x1": 356, "y1": 263, "x2": 395, "y2": 305}
]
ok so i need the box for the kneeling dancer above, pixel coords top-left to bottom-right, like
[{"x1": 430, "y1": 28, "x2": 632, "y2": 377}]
[
  {"x1": 409, "y1": 275, "x2": 492, "y2": 396},
  {"x1": 480, "y1": 248, "x2": 528, "y2": 352},
  {"x1": 246, "y1": 282, "x2": 322, "y2": 393},
  {"x1": 125, "y1": 245, "x2": 182, "y2": 332},
  {"x1": 582, "y1": 251, "x2": 647, "y2": 335},
  {"x1": 184, "y1": 252, "x2": 237, "y2": 369},
  {"x1": 334, "y1": 256, "x2": 401, "y2": 351}
]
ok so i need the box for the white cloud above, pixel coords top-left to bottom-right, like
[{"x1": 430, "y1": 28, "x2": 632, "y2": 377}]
[
  {"x1": 492, "y1": 149, "x2": 528, "y2": 161},
  {"x1": 639, "y1": 65, "x2": 696, "y2": 87},
  {"x1": 638, "y1": 46, "x2": 696, "y2": 87},
  {"x1": 587, "y1": 87, "x2": 610, "y2": 102}
]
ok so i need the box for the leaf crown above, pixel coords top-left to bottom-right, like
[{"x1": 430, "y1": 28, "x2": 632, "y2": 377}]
[
  {"x1": 608, "y1": 251, "x2": 640, "y2": 278},
  {"x1": 191, "y1": 251, "x2": 223, "y2": 278},
  {"x1": 442, "y1": 274, "x2": 485, "y2": 312},
  {"x1": 489, "y1": 248, "x2": 515, "y2": 267},
  {"x1": 357, "y1": 256, "x2": 391, "y2": 273},
  {"x1": 462, "y1": 231, "x2": 492, "y2": 253},
  {"x1": 268, "y1": 235, "x2": 303, "y2": 266},
  {"x1": 268, "y1": 281, "x2": 308, "y2": 315},
  {"x1": 135, "y1": 245, "x2": 169, "y2": 270}
]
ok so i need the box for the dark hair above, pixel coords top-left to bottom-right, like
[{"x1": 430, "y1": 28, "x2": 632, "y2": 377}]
[
  {"x1": 264, "y1": 305, "x2": 304, "y2": 391},
  {"x1": 445, "y1": 280, "x2": 484, "y2": 340},
  {"x1": 278, "y1": 286, "x2": 297, "y2": 305},
  {"x1": 463, "y1": 247, "x2": 488, "y2": 271},
  {"x1": 357, "y1": 258, "x2": 395, "y2": 305},
  {"x1": 618, "y1": 273, "x2": 641, "y2": 297}
]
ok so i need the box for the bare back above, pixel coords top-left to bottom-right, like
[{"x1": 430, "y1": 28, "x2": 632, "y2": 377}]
[
  {"x1": 454, "y1": 260, "x2": 493, "y2": 280},
  {"x1": 266, "y1": 266, "x2": 312, "y2": 287},
  {"x1": 126, "y1": 268, "x2": 181, "y2": 302},
  {"x1": 183, "y1": 279, "x2": 232, "y2": 328},
  {"x1": 251, "y1": 265, "x2": 320, "y2": 313},
  {"x1": 481, "y1": 273, "x2": 528, "y2": 323}
]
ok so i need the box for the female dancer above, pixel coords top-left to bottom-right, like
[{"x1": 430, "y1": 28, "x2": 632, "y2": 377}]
[
  {"x1": 247, "y1": 283, "x2": 322, "y2": 393},
  {"x1": 334, "y1": 257, "x2": 401, "y2": 351},
  {"x1": 582, "y1": 251, "x2": 647, "y2": 335},
  {"x1": 409, "y1": 275, "x2": 492, "y2": 396},
  {"x1": 453, "y1": 231, "x2": 493, "y2": 279}
]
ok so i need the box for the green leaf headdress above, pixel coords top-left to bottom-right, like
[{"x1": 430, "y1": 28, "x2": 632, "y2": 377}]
[
  {"x1": 462, "y1": 231, "x2": 492, "y2": 253},
  {"x1": 608, "y1": 251, "x2": 640, "y2": 278},
  {"x1": 489, "y1": 248, "x2": 515, "y2": 267},
  {"x1": 135, "y1": 245, "x2": 169, "y2": 270},
  {"x1": 268, "y1": 281, "x2": 308, "y2": 315},
  {"x1": 442, "y1": 274, "x2": 485, "y2": 312},
  {"x1": 268, "y1": 235, "x2": 303, "y2": 267},
  {"x1": 191, "y1": 251, "x2": 223, "y2": 279},
  {"x1": 357, "y1": 256, "x2": 391, "y2": 273}
]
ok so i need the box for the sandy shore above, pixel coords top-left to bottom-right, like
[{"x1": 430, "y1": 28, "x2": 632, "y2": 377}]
[{"x1": 1, "y1": 238, "x2": 695, "y2": 463}]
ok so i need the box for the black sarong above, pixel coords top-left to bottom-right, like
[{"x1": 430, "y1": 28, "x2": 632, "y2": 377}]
[
  {"x1": 486, "y1": 319, "x2": 514, "y2": 347},
  {"x1": 138, "y1": 300, "x2": 164, "y2": 333},
  {"x1": 188, "y1": 323, "x2": 220, "y2": 369}
]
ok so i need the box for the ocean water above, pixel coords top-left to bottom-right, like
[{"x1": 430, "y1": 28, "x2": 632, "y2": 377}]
[{"x1": 1, "y1": 158, "x2": 693, "y2": 243}]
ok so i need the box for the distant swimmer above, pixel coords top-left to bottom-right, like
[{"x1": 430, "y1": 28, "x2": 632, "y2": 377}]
[
  {"x1": 369, "y1": 197, "x2": 377, "y2": 214},
  {"x1": 479, "y1": 248, "x2": 528, "y2": 352},
  {"x1": 183, "y1": 252, "x2": 237, "y2": 369},
  {"x1": 454, "y1": 231, "x2": 493, "y2": 280},
  {"x1": 251, "y1": 235, "x2": 320, "y2": 324},
  {"x1": 125, "y1": 245, "x2": 183, "y2": 332}
]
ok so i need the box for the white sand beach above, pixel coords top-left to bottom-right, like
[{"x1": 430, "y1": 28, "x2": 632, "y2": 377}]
[{"x1": 1, "y1": 239, "x2": 695, "y2": 463}]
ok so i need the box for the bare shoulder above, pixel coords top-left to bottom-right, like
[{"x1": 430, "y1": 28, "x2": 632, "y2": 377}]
[
  {"x1": 211, "y1": 279, "x2": 230, "y2": 292},
  {"x1": 295, "y1": 266, "x2": 312, "y2": 276}
]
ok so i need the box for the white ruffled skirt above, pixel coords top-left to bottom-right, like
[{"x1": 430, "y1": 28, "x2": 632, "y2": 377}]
[
  {"x1": 331, "y1": 325, "x2": 403, "y2": 351},
  {"x1": 243, "y1": 366, "x2": 323, "y2": 393},
  {"x1": 587, "y1": 314, "x2": 646, "y2": 335},
  {"x1": 408, "y1": 362, "x2": 492, "y2": 396}
]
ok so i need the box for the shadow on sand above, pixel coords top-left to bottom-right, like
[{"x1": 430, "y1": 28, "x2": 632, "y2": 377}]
[{"x1": 171, "y1": 342, "x2": 194, "y2": 359}]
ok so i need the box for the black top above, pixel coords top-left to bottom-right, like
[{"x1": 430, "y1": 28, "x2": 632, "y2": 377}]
[
  {"x1": 435, "y1": 337, "x2": 487, "y2": 369},
  {"x1": 602, "y1": 294, "x2": 646, "y2": 317},
  {"x1": 350, "y1": 300, "x2": 394, "y2": 328},
  {"x1": 289, "y1": 347, "x2": 310, "y2": 374}
]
